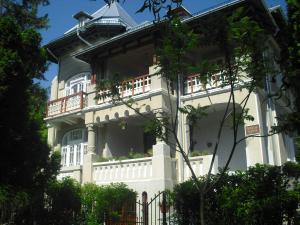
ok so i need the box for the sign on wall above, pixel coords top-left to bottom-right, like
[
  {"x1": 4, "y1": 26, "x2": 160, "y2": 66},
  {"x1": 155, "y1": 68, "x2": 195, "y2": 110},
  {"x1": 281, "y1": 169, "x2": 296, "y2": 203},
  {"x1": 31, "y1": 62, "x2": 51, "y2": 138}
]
[{"x1": 246, "y1": 124, "x2": 260, "y2": 135}]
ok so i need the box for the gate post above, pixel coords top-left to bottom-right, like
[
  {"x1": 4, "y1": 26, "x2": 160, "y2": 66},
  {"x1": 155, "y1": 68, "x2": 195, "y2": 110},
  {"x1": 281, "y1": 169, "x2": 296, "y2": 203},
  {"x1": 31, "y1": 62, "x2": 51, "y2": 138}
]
[
  {"x1": 142, "y1": 192, "x2": 148, "y2": 225},
  {"x1": 162, "y1": 192, "x2": 167, "y2": 225}
]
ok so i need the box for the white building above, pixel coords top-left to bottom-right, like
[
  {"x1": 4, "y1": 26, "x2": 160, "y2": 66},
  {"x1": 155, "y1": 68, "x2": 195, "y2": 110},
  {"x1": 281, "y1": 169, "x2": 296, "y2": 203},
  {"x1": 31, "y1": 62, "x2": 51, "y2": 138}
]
[{"x1": 45, "y1": 0, "x2": 295, "y2": 198}]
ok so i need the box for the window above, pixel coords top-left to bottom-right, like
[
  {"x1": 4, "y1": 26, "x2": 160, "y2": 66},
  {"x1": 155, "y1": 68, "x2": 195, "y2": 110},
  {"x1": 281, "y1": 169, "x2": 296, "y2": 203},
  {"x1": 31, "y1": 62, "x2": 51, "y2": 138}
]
[{"x1": 61, "y1": 128, "x2": 87, "y2": 167}]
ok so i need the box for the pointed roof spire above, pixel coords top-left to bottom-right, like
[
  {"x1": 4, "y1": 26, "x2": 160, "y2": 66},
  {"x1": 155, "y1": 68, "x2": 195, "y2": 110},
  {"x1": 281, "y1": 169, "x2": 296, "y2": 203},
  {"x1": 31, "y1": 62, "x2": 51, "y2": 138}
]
[{"x1": 91, "y1": 1, "x2": 137, "y2": 28}]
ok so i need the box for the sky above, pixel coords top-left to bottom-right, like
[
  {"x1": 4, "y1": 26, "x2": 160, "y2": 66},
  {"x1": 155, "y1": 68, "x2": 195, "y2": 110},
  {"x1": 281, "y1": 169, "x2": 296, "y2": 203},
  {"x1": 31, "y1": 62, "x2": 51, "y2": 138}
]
[{"x1": 38, "y1": 0, "x2": 287, "y2": 89}]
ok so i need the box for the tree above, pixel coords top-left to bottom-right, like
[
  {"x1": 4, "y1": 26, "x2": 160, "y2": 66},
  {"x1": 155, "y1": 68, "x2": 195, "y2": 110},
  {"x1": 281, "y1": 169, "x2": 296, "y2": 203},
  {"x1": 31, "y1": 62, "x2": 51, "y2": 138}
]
[
  {"x1": 279, "y1": 0, "x2": 300, "y2": 161},
  {"x1": 0, "y1": 0, "x2": 60, "y2": 223}
]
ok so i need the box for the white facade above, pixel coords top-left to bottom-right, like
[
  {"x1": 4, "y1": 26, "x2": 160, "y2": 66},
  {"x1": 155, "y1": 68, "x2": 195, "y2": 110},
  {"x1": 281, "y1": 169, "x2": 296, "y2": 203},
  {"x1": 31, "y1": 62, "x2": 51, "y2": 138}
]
[{"x1": 45, "y1": 0, "x2": 295, "y2": 199}]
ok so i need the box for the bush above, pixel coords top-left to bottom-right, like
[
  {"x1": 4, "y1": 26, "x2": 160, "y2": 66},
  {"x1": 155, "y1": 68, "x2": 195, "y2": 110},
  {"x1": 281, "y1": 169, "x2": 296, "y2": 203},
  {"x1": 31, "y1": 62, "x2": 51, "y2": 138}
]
[
  {"x1": 81, "y1": 183, "x2": 137, "y2": 225},
  {"x1": 43, "y1": 179, "x2": 136, "y2": 225},
  {"x1": 173, "y1": 162, "x2": 300, "y2": 225},
  {"x1": 44, "y1": 178, "x2": 82, "y2": 225}
]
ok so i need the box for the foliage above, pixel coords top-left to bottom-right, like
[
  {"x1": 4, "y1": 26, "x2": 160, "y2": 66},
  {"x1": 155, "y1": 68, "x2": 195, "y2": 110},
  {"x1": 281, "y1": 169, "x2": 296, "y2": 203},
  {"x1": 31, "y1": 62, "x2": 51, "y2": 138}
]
[
  {"x1": 0, "y1": 0, "x2": 60, "y2": 223},
  {"x1": 173, "y1": 162, "x2": 300, "y2": 225},
  {"x1": 190, "y1": 150, "x2": 210, "y2": 157},
  {"x1": 96, "y1": 149, "x2": 152, "y2": 162},
  {"x1": 81, "y1": 182, "x2": 137, "y2": 225},
  {"x1": 44, "y1": 178, "x2": 82, "y2": 225},
  {"x1": 282, "y1": 0, "x2": 300, "y2": 161},
  {"x1": 43, "y1": 179, "x2": 137, "y2": 225}
]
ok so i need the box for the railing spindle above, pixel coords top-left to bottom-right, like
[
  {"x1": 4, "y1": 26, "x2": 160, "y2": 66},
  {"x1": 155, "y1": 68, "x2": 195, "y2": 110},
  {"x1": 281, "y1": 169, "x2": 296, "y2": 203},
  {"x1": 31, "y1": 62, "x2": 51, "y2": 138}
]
[
  {"x1": 132, "y1": 79, "x2": 134, "y2": 96},
  {"x1": 80, "y1": 91, "x2": 84, "y2": 109},
  {"x1": 142, "y1": 76, "x2": 145, "y2": 93}
]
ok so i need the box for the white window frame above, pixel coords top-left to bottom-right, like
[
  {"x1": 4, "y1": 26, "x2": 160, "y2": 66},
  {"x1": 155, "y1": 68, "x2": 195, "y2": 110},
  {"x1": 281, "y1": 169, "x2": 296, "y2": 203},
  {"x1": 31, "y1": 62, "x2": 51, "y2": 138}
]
[
  {"x1": 61, "y1": 128, "x2": 87, "y2": 167},
  {"x1": 65, "y1": 72, "x2": 90, "y2": 96}
]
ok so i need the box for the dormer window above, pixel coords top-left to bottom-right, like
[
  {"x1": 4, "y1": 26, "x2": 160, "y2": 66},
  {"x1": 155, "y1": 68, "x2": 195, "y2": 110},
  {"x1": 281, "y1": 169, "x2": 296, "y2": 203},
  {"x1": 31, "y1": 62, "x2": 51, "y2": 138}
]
[{"x1": 65, "y1": 72, "x2": 90, "y2": 96}]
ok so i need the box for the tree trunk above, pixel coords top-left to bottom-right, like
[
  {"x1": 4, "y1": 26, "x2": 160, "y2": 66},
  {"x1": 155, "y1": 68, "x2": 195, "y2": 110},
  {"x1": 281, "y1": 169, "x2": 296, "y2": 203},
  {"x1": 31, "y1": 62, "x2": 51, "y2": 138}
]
[{"x1": 200, "y1": 191, "x2": 205, "y2": 225}]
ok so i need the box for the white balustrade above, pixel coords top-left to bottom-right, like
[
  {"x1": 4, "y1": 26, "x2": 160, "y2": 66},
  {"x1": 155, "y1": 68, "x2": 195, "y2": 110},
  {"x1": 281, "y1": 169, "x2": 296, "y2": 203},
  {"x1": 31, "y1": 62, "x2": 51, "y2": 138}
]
[
  {"x1": 93, "y1": 157, "x2": 152, "y2": 183},
  {"x1": 183, "y1": 155, "x2": 217, "y2": 181},
  {"x1": 47, "y1": 91, "x2": 86, "y2": 117},
  {"x1": 184, "y1": 73, "x2": 223, "y2": 94},
  {"x1": 97, "y1": 74, "x2": 151, "y2": 104},
  {"x1": 57, "y1": 165, "x2": 82, "y2": 181}
]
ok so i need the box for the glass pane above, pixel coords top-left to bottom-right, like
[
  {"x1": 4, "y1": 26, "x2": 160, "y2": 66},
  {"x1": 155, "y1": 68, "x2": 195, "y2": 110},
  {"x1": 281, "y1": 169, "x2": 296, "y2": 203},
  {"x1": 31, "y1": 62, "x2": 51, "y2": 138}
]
[
  {"x1": 76, "y1": 144, "x2": 81, "y2": 165},
  {"x1": 62, "y1": 148, "x2": 67, "y2": 166},
  {"x1": 69, "y1": 146, "x2": 74, "y2": 166},
  {"x1": 70, "y1": 129, "x2": 82, "y2": 141}
]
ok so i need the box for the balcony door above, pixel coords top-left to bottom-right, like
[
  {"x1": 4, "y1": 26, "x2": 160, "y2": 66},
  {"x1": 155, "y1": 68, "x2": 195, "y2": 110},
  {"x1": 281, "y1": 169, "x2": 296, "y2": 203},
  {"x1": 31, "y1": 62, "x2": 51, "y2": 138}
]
[
  {"x1": 65, "y1": 72, "x2": 90, "y2": 96},
  {"x1": 61, "y1": 129, "x2": 87, "y2": 167}
]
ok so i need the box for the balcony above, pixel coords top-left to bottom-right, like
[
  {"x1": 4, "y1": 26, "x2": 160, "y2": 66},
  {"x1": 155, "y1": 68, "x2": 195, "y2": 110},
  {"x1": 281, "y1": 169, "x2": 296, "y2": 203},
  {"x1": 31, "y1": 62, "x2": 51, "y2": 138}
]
[
  {"x1": 46, "y1": 73, "x2": 167, "y2": 118},
  {"x1": 46, "y1": 91, "x2": 87, "y2": 117},
  {"x1": 98, "y1": 74, "x2": 152, "y2": 104},
  {"x1": 184, "y1": 73, "x2": 223, "y2": 94}
]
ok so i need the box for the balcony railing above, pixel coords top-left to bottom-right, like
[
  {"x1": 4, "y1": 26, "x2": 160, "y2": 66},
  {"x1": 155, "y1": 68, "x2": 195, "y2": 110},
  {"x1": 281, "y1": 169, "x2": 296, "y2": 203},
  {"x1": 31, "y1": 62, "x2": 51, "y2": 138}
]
[
  {"x1": 184, "y1": 73, "x2": 223, "y2": 94},
  {"x1": 98, "y1": 74, "x2": 151, "y2": 104},
  {"x1": 93, "y1": 157, "x2": 152, "y2": 183},
  {"x1": 183, "y1": 155, "x2": 218, "y2": 181},
  {"x1": 46, "y1": 91, "x2": 87, "y2": 117}
]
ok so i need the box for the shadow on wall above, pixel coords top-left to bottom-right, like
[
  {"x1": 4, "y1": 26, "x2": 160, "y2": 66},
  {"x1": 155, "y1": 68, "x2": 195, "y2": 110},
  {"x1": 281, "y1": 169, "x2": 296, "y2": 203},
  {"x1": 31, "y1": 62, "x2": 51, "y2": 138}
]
[{"x1": 190, "y1": 103, "x2": 247, "y2": 171}]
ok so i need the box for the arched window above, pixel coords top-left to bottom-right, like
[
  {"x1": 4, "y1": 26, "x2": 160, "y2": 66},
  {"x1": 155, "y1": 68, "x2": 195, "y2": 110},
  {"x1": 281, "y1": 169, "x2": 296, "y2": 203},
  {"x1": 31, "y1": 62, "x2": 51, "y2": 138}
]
[
  {"x1": 65, "y1": 72, "x2": 90, "y2": 96},
  {"x1": 61, "y1": 128, "x2": 87, "y2": 167}
]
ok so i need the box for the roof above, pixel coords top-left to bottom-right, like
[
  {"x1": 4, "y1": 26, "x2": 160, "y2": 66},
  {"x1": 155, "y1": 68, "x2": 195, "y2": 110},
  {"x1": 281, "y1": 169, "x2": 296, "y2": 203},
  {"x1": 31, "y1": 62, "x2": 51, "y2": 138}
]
[
  {"x1": 90, "y1": 1, "x2": 138, "y2": 28},
  {"x1": 45, "y1": 1, "x2": 137, "y2": 54},
  {"x1": 74, "y1": 0, "x2": 282, "y2": 62},
  {"x1": 46, "y1": 0, "x2": 286, "y2": 63},
  {"x1": 64, "y1": 1, "x2": 137, "y2": 34}
]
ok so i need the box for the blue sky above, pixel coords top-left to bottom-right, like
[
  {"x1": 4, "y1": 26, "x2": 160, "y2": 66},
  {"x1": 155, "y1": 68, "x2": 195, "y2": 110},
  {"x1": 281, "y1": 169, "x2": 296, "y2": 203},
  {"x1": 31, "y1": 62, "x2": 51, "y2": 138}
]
[{"x1": 39, "y1": 0, "x2": 287, "y2": 89}]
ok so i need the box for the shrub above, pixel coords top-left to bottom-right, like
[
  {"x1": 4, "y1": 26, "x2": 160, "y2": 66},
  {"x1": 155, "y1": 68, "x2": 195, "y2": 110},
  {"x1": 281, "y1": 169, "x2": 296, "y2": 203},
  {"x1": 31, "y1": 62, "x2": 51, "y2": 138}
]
[
  {"x1": 81, "y1": 183, "x2": 137, "y2": 225},
  {"x1": 173, "y1": 162, "x2": 300, "y2": 225}
]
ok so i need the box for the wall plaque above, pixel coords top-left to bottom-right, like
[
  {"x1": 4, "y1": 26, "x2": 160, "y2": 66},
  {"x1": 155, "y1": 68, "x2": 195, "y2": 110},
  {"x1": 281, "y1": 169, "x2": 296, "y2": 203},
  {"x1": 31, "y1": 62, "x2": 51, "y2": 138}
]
[{"x1": 246, "y1": 124, "x2": 260, "y2": 135}]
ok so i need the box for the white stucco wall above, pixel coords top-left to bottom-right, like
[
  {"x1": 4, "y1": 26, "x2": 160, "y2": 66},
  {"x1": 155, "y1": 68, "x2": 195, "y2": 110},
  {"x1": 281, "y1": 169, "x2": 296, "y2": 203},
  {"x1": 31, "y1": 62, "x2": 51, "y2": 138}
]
[{"x1": 191, "y1": 109, "x2": 247, "y2": 171}]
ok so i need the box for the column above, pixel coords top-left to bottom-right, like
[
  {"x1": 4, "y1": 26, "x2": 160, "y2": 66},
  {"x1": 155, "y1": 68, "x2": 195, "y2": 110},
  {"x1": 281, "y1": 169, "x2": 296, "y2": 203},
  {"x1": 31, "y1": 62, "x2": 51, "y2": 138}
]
[
  {"x1": 82, "y1": 123, "x2": 97, "y2": 183},
  {"x1": 152, "y1": 142, "x2": 173, "y2": 191},
  {"x1": 244, "y1": 92, "x2": 265, "y2": 167},
  {"x1": 149, "y1": 65, "x2": 168, "y2": 91},
  {"x1": 154, "y1": 111, "x2": 167, "y2": 143},
  {"x1": 151, "y1": 111, "x2": 174, "y2": 191},
  {"x1": 87, "y1": 124, "x2": 96, "y2": 153}
]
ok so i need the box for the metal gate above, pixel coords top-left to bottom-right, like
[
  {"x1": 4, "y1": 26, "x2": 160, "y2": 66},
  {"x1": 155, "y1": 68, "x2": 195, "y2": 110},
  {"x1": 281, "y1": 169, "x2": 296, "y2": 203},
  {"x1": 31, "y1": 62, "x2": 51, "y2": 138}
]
[{"x1": 135, "y1": 191, "x2": 175, "y2": 225}]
